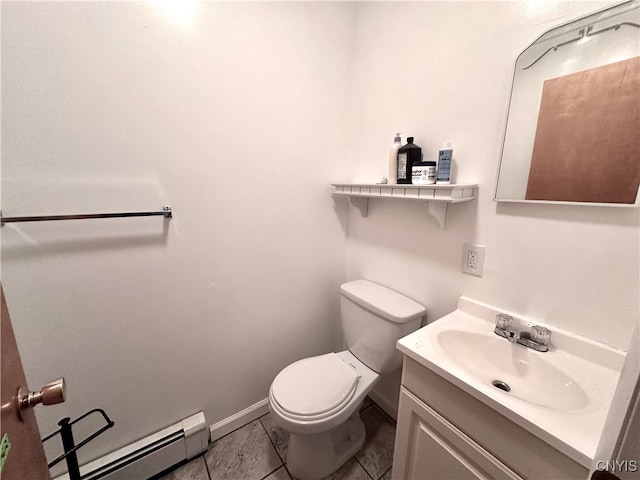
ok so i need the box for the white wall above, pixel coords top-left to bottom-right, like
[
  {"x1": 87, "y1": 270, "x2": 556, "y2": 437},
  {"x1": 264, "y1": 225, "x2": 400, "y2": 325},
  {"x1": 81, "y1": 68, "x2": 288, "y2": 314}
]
[
  {"x1": 2, "y1": 0, "x2": 638, "y2": 469},
  {"x1": 346, "y1": 1, "x2": 639, "y2": 409},
  {"x1": 1, "y1": 1, "x2": 354, "y2": 468}
]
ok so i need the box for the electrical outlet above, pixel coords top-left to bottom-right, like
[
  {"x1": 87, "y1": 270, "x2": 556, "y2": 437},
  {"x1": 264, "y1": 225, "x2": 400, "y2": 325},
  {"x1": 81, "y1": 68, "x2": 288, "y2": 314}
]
[
  {"x1": 462, "y1": 243, "x2": 485, "y2": 277},
  {"x1": 467, "y1": 250, "x2": 478, "y2": 268}
]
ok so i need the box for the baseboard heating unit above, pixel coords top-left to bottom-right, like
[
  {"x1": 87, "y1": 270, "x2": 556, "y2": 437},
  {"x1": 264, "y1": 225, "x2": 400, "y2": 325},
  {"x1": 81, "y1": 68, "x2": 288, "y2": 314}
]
[{"x1": 54, "y1": 412, "x2": 209, "y2": 480}]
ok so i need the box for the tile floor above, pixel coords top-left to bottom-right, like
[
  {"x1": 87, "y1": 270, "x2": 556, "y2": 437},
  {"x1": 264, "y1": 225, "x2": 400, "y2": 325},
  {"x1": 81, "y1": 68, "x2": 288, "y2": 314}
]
[{"x1": 156, "y1": 399, "x2": 396, "y2": 480}]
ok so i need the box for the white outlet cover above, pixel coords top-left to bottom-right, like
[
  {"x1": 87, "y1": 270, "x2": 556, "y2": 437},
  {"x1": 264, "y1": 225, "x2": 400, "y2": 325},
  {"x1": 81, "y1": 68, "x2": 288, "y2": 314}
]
[{"x1": 462, "y1": 243, "x2": 486, "y2": 277}]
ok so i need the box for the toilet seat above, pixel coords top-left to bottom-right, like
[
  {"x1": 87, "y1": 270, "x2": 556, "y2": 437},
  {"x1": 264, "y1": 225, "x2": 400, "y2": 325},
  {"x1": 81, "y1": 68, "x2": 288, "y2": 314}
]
[{"x1": 271, "y1": 353, "x2": 360, "y2": 421}]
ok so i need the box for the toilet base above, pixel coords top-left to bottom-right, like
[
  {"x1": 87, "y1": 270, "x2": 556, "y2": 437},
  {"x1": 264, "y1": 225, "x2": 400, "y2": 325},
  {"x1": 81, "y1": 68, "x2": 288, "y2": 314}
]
[{"x1": 287, "y1": 409, "x2": 366, "y2": 480}]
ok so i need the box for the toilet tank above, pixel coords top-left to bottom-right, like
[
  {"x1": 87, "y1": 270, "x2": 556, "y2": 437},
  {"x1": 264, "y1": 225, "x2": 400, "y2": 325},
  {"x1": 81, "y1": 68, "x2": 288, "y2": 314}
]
[{"x1": 340, "y1": 280, "x2": 426, "y2": 374}]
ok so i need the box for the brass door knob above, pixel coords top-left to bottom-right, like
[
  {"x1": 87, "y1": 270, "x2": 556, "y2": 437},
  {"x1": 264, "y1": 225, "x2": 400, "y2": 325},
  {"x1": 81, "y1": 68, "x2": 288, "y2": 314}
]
[{"x1": 16, "y1": 377, "x2": 66, "y2": 421}]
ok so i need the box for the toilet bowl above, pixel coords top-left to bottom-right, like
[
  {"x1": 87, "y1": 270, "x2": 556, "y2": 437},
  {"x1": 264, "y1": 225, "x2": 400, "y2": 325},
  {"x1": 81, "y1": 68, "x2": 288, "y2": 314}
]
[
  {"x1": 269, "y1": 350, "x2": 379, "y2": 435},
  {"x1": 268, "y1": 280, "x2": 426, "y2": 480},
  {"x1": 269, "y1": 351, "x2": 378, "y2": 480}
]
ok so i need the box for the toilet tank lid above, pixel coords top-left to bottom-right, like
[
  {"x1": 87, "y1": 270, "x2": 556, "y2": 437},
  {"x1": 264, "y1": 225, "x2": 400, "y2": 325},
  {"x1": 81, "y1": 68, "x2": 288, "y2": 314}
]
[{"x1": 340, "y1": 280, "x2": 426, "y2": 324}]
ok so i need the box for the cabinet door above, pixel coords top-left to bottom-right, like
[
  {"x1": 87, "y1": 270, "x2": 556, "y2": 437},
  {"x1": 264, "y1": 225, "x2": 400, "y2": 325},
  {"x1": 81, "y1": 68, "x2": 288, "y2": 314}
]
[{"x1": 392, "y1": 388, "x2": 522, "y2": 480}]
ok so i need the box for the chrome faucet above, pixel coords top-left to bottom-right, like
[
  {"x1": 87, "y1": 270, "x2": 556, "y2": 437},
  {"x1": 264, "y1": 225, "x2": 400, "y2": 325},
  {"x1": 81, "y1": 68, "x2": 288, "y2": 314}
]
[{"x1": 494, "y1": 313, "x2": 551, "y2": 352}]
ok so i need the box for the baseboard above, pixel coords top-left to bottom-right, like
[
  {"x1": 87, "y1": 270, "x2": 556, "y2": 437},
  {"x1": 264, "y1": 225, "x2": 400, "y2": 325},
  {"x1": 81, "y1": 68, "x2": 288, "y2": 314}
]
[
  {"x1": 53, "y1": 412, "x2": 208, "y2": 480},
  {"x1": 368, "y1": 390, "x2": 398, "y2": 421},
  {"x1": 209, "y1": 398, "x2": 270, "y2": 442}
]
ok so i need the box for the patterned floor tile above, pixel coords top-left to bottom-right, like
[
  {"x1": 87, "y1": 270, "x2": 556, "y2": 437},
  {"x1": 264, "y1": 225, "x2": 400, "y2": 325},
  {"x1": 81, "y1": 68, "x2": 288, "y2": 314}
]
[
  {"x1": 287, "y1": 457, "x2": 370, "y2": 480},
  {"x1": 260, "y1": 413, "x2": 289, "y2": 460},
  {"x1": 355, "y1": 406, "x2": 396, "y2": 480},
  {"x1": 156, "y1": 456, "x2": 209, "y2": 480},
  {"x1": 153, "y1": 399, "x2": 396, "y2": 480},
  {"x1": 320, "y1": 458, "x2": 371, "y2": 480},
  {"x1": 265, "y1": 465, "x2": 293, "y2": 480},
  {"x1": 379, "y1": 466, "x2": 392, "y2": 480},
  {"x1": 205, "y1": 419, "x2": 282, "y2": 480}
]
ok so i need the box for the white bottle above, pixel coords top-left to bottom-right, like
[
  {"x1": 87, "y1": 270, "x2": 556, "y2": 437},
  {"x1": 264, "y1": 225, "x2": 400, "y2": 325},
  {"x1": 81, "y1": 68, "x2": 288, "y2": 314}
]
[
  {"x1": 388, "y1": 133, "x2": 402, "y2": 184},
  {"x1": 436, "y1": 142, "x2": 453, "y2": 185}
]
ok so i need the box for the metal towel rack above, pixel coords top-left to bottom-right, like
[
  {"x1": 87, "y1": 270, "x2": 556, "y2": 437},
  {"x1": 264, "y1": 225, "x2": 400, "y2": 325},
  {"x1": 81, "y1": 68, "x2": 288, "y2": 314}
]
[
  {"x1": 42, "y1": 408, "x2": 115, "y2": 480},
  {"x1": 0, "y1": 205, "x2": 172, "y2": 226}
]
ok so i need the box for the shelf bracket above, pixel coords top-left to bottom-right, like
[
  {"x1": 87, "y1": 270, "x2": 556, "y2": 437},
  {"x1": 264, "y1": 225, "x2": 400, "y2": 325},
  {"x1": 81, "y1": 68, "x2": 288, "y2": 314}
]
[
  {"x1": 349, "y1": 197, "x2": 369, "y2": 217},
  {"x1": 332, "y1": 183, "x2": 478, "y2": 227},
  {"x1": 426, "y1": 202, "x2": 448, "y2": 229}
]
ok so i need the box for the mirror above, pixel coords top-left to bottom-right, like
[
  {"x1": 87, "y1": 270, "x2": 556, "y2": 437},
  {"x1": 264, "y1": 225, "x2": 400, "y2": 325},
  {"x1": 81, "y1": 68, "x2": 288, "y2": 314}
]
[{"x1": 495, "y1": 1, "x2": 640, "y2": 206}]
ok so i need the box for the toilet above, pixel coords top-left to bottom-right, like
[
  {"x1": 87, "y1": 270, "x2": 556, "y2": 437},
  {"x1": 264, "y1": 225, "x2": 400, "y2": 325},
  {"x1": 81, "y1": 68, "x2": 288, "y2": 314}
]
[{"x1": 268, "y1": 279, "x2": 426, "y2": 480}]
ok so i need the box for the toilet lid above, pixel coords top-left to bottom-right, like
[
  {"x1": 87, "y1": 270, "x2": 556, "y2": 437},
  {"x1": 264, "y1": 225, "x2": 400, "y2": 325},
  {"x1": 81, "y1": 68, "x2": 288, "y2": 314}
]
[{"x1": 271, "y1": 353, "x2": 359, "y2": 418}]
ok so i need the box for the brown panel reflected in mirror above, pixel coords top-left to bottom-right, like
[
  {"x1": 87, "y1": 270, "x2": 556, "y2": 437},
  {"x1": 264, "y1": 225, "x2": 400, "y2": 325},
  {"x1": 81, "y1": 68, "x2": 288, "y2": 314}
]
[{"x1": 526, "y1": 57, "x2": 640, "y2": 204}]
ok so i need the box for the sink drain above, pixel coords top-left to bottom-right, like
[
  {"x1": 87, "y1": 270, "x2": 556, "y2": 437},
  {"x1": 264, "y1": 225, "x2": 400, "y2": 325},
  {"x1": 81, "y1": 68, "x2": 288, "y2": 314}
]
[{"x1": 492, "y1": 380, "x2": 511, "y2": 392}]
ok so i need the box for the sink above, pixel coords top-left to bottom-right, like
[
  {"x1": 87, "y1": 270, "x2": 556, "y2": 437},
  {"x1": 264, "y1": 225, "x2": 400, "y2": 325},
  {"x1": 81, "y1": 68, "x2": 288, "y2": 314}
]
[
  {"x1": 396, "y1": 296, "x2": 625, "y2": 467},
  {"x1": 431, "y1": 319, "x2": 596, "y2": 411}
]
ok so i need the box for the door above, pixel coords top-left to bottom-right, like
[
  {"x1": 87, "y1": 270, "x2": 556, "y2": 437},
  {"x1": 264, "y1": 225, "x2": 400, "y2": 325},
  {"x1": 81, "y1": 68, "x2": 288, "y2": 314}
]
[{"x1": 1, "y1": 285, "x2": 52, "y2": 480}]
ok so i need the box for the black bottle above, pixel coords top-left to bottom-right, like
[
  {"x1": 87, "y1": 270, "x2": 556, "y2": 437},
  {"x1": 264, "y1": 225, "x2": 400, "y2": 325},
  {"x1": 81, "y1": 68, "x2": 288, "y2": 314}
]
[{"x1": 396, "y1": 137, "x2": 422, "y2": 184}]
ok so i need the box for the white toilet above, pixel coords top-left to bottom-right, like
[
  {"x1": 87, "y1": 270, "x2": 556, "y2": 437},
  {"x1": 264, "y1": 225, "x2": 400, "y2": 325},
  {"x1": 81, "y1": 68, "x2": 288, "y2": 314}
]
[{"x1": 268, "y1": 279, "x2": 426, "y2": 480}]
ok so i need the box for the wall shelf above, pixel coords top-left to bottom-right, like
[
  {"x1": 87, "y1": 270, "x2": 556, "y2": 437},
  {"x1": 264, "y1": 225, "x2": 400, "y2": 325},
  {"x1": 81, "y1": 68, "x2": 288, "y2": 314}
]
[{"x1": 332, "y1": 183, "x2": 478, "y2": 229}]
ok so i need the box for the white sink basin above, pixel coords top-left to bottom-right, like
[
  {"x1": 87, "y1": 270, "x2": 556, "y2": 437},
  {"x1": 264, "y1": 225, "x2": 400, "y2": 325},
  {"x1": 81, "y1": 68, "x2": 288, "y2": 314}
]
[
  {"x1": 396, "y1": 297, "x2": 624, "y2": 467},
  {"x1": 432, "y1": 321, "x2": 593, "y2": 411}
]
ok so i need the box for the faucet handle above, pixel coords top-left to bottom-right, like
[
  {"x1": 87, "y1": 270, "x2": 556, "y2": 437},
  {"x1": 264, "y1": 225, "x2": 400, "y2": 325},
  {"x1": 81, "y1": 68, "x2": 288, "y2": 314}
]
[
  {"x1": 495, "y1": 313, "x2": 514, "y2": 330},
  {"x1": 530, "y1": 326, "x2": 551, "y2": 345}
]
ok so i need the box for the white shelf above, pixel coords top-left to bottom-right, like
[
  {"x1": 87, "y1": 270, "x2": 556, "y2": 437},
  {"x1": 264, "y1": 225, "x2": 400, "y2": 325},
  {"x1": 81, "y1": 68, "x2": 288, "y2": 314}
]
[{"x1": 332, "y1": 183, "x2": 478, "y2": 229}]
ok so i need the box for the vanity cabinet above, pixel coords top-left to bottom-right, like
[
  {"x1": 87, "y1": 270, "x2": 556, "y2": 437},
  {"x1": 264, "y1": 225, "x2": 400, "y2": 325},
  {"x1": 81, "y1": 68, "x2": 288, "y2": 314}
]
[
  {"x1": 394, "y1": 387, "x2": 522, "y2": 480},
  {"x1": 392, "y1": 357, "x2": 589, "y2": 480}
]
